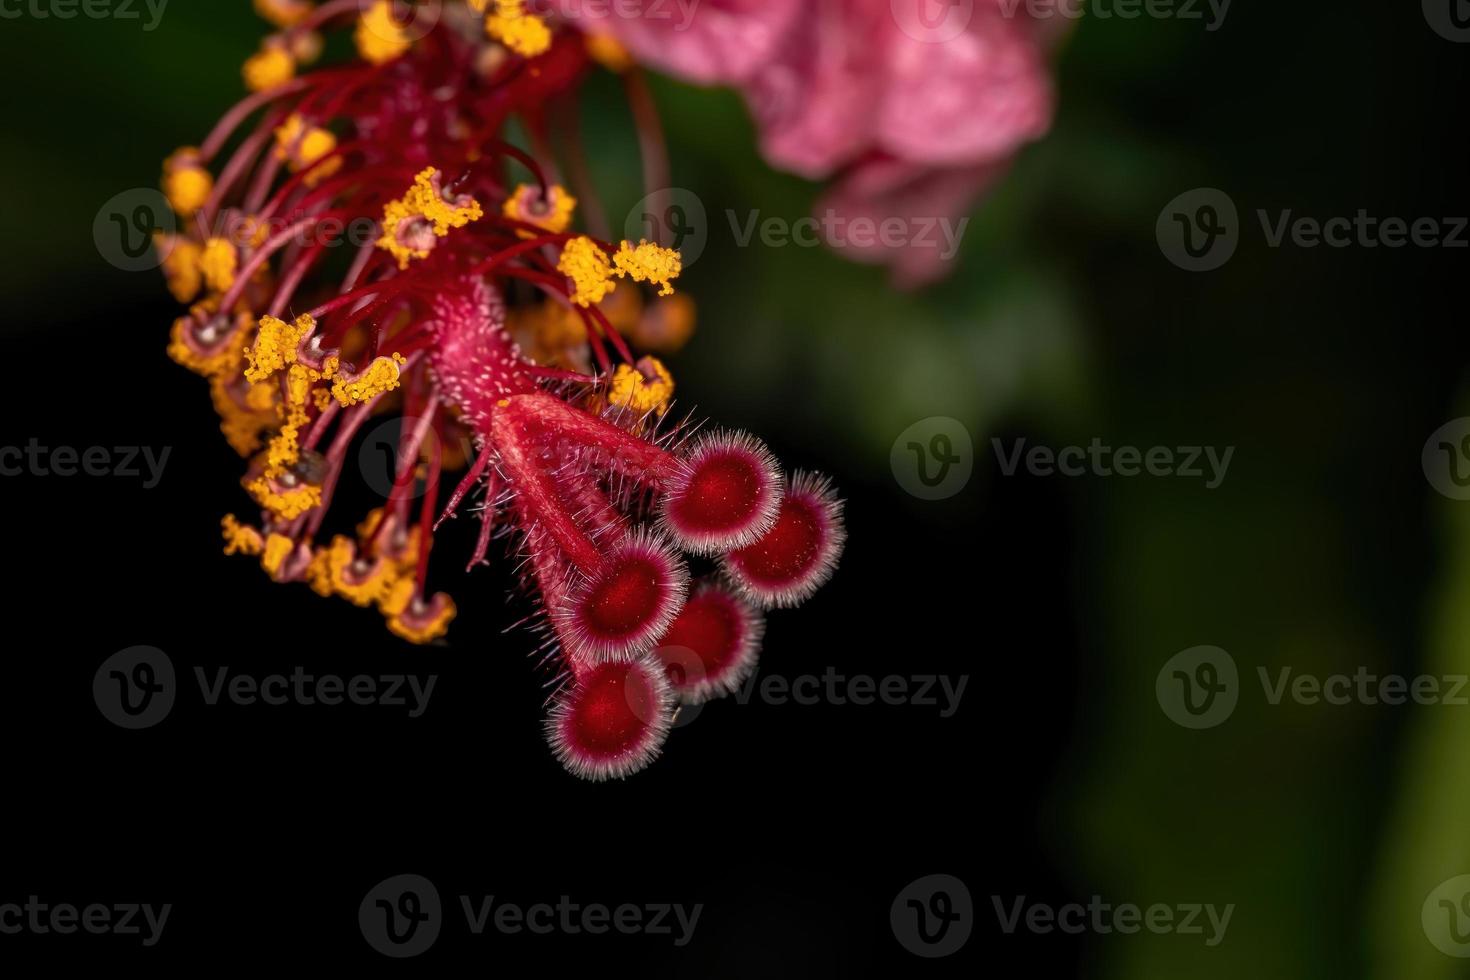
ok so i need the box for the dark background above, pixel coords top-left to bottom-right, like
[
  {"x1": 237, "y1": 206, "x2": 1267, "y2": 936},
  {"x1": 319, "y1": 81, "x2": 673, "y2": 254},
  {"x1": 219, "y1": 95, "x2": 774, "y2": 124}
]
[{"x1": 2, "y1": 1, "x2": 1468, "y2": 974}]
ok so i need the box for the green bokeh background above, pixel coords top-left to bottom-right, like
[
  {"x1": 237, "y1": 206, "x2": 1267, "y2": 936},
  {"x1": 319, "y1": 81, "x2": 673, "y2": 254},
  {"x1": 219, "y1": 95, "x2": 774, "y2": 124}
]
[{"x1": 4, "y1": 3, "x2": 1466, "y2": 975}]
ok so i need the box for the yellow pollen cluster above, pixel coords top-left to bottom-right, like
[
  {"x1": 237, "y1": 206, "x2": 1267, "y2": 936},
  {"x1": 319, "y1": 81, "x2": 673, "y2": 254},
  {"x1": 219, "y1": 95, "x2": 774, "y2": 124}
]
[
  {"x1": 376, "y1": 168, "x2": 483, "y2": 268},
  {"x1": 613, "y1": 239, "x2": 682, "y2": 296},
  {"x1": 320, "y1": 536, "x2": 397, "y2": 606},
  {"x1": 221, "y1": 514, "x2": 265, "y2": 556},
  {"x1": 198, "y1": 238, "x2": 238, "y2": 293},
  {"x1": 158, "y1": 236, "x2": 204, "y2": 303},
  {"x1": 557, "y1": 236, "x2": 614, "y2": 307},
  {"x1": 479, "y1": 0, "x2": 551, "y2": 57},
  {"x1": 274, "y1": 114, "x2": 340, "y2": 187},
  {"x1": 386, "y1": 594, "x2": 458, "y2": 644},
  {"x1": 243, "y1": 42, "x2": 295, "y2": 92},
  {"x1": 218, "y1": 376, "x2": 279, "y2": 456},
  {"x1": 356, "y1": 0, "x2": 411, "y2": 64},
  {"x1": 331, "y1": 353, "x2": 407, "y2": 406},
  {"x1": 163, "y1": 148, "x2": 213, "y2": 217},
  {"x1": 244, "y1": 313, "x2": 314, "y2": 383},
  {"x1": 247, "y1": 481, "x2": 321, "y2": 521},
  {"x1": 606, "y1": 357, "x2": 675, "y2": 415},
  {"x1": 261, "y1": 533, "x2": 297, "y2": 577},
  {"x1": 503, "y1": 183, "x2": 576, "y2": 237},
  {"x1": 169, "y1": 308, "x2": 252, "y2": 378},
  {"x1": 253, "y1": 0, "x2": 313, "y2": 28},
  {"x1": 625, "y1": 293, "x2": 696, "y2": 353}
]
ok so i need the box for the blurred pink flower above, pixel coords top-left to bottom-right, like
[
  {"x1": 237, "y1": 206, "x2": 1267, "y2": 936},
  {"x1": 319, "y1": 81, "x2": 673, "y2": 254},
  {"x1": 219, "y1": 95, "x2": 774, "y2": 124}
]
[{"x1": 578, "y1": 0, "x2": 1057, "y2": 285}]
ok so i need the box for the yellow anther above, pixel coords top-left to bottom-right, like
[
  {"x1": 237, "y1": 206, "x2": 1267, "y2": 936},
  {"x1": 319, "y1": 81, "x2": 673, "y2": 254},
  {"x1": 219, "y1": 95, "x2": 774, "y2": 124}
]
[
  {"x1": 221, "y1": 514, "x2": 265, "y2": 557},
  {"x1": 584, "y1": 32, "x2": 632, "y2": 73},
  {"x1": 379, "y1": 576, "x2": 416, "y2": 617},
  {"x1": 386, "y1": 594, "x2": 457, "y2": 644},
  {"x1": 243, "y1": 42, "x2": 295, "y2": 92},
  {"x1": 376, "y1": 168, "x2": 482, "y2": 268},
  {"x1": 627, "y1": 293, "x2": 696, "y2": 353},
  {"x1": 612, "y1": 239, "x2": 682, "y2": 296},
  {"x1": 331, "y1": 353, "x2": 407, "y2": 406},
  {"x1": 245, "y1": 477, "x2": 321, "y2": 520},
  {"x1": 198, "y1": 238, "x2": 238, "y2": 293},
  {"x1": 502, "y1": 183, "x2": 576, "y2": 237},
  {"x1": 356, "y1": 0, "x2": 411, "y2": 64},
  {"x1": 484, "y1": 0, "x2": 551, "y2": 57},
  {"x1": 323, "y1": 536, "x2": 398, "y2": 607},
  {"x1": 274, "y1": 114, "x2": 341, "y2": 187},
  {"x1": 304, "y1": 547, "x2": 335, "y2": 597},
  {"x1": 261, "y1": 533, "x2": 296, "y2": 576},
  {"x1": 168, "y1": 308, "x2": 251, "y2": 378},
  {"x1": 253, "y1": 0, "x2": 313, "y2": 28},
  {"x1": 557, "y1": 236, "x2": 615, "y2": 307},
  {"x1": 157, "y1": 235, "x2": 203, "y2": 303},
  {"x1": 606, "y1": 357, "x2": 674, "y2": 415},
  {"x1": 244, "y1": 313, "x2": 315, "y2": 383},
  {"x1": 163, "y1": 148, "x2": 213, "y2": 217}
]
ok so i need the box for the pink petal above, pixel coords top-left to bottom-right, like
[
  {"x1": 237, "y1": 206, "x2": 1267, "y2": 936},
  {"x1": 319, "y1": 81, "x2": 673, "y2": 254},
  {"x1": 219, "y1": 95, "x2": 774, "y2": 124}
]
[
  {"x1": 567, "y1": 0, "x2": 802, "y2": 85},
  {"x1": 816, "y1": 158, "x2": 1006, "y2": 288},
  {"x1": 878, "y1": 3, "x2": 1054, "y2": 166}
]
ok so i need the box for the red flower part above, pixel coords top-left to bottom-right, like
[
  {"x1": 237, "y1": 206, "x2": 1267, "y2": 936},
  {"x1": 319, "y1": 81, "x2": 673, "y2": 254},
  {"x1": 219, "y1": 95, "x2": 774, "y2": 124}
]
[
  {"x1": 546, "y1": 655, "x2": 674, "y2": 781},
  {"x1": 659, "y1": 430, "x2": 784, "y2": 555},
  {"x1": 551, "y1": 527, "x2": 689, "y2": 663},
  {"x1": 724, "y1": 471, "x2": 846, "y2": 609},
  {"x1": 654, "y1": 580, "x2": 763, "y2": 704},
  {"x1": 164, "y1": 3, "x2": 844, "y2": 778}
]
